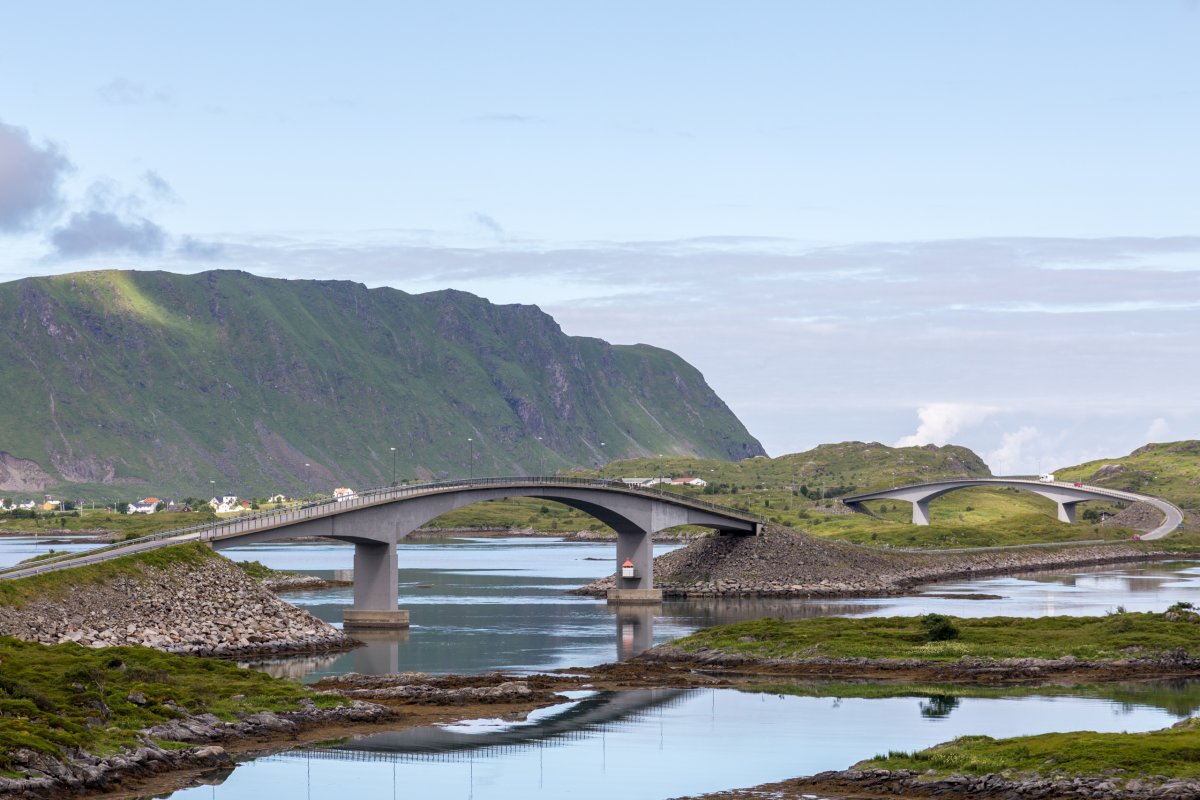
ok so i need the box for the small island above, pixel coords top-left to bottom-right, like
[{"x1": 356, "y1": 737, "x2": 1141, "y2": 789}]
[{"x1": 644, "y1": 606, "x2": 1200, "y2": 683}]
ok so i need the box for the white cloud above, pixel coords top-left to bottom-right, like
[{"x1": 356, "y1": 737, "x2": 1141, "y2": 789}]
[
  {"x1": 985, "y1": 426, "x2": 1040, "y2": 475},
  {"x1": 1146, "y1": 417, "x2": 1171, "y2": 442},
  {"x1": 895, "y1": 403, "x2": 995, "y2": 447},
  {"x1": 0, "y1": 121, "x2": 71, "y2": 232}
]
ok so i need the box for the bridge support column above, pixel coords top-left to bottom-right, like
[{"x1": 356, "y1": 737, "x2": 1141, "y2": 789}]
[
  {"x1": 608, "y1": 528, "x2": 662, "y2": 604},
  {"x1": 1057, "y1": 502, "x2": 1078, "y2": 524},
  {"x1": 343, "y1": 541, "x2": 409, "y2": 629},
  {"x1": 912, "y1": 499, "x2": 932, "y2": 526}
]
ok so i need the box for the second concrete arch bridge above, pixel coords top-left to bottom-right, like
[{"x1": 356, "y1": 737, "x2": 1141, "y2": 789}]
[{"x1": 843, "y1": 477, "x2": 1183, "y2": 538}]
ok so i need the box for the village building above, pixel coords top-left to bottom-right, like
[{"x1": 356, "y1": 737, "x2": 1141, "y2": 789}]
[{"x1": 208, "y1": 495, "x2": 239, "y2": 513}]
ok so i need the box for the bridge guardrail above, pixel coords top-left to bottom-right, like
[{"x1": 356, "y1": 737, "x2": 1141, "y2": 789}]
[{"x1": 0, "y1": 476, "x2": 763, "y2": 579}]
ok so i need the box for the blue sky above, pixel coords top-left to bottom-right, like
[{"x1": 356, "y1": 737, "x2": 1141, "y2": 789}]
[{"x1": 2, "y1": 1, "x2": 1198, "y2": 471}]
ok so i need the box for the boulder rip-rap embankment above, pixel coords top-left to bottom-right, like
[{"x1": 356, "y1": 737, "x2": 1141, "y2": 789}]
[
  {"x1": 0, "y1": 543, "x2": 355, "y2": 656},
  {"x1": 575, "y1": 526, "x2": 1172, "y2": 598}
]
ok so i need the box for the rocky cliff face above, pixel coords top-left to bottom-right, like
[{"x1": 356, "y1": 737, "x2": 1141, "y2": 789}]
[
  {"x1": 0, "y1": 269, "x2": 764, "y2": 494},
  {"x1": 0, "y1": 452, "x2": 54, "y2": 492}
]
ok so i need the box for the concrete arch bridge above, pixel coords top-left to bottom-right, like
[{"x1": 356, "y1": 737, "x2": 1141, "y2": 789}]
[
  {"x1": 0, "y1": 477, "x2": 763, "y2": 627},
  {"x1": 842, "y1": 477, "x2": 1182, "y2": 538}
]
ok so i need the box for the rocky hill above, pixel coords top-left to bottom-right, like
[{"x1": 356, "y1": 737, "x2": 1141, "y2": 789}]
[
  {"x1": 1056, "y1": 441, "x2": 1200, "y2": 510},
  {"x1": 0, "y1": 269, "x2": 763, "y2": 495}
]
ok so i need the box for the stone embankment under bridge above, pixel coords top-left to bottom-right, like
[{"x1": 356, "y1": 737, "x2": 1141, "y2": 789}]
[
  {"x1": 0, "y1": 544, "x2": 354, "y2": 657},
  {"x1": 575, "y1": 526, "x2": 1179, "y2": 598}
]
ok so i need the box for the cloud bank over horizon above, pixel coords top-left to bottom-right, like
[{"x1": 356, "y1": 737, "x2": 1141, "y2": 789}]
[{"x1": 4, "y1": 223, "x2": 1194, "y2": 474}]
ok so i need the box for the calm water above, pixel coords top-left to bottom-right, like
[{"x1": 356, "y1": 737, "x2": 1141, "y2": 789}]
[
  {"x1": 217, "y1": 537, "x2": 1200, "y2": 678},
  {"x1": 165, "y1": 686, "x2": 1194, "y2": 800},
  {"x1": 6, "y1": 535, "x2": 1200, "y2": 799}
]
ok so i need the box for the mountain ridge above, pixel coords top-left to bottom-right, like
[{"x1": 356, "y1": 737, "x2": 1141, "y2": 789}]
[{"x1": 0, "y1": 269, "x2": 763, "y2": 495}]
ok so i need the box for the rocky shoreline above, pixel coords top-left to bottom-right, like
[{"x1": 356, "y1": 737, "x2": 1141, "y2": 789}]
[
  {"x1": 0, "y1": 670, "x2": 588, "y2": 800},
  {"x1": 0, "y1": 700, "x2": 392, "y2": 799},
  {"x1": 638, "y1": 646, "x2": 1200, "y2": 684},
  {"x1": 575, "y1": 526, "x2": 1179, "y2": 598},
  {"x1": 673, "y1": 767, "x2": 1200, "y2": 800}
]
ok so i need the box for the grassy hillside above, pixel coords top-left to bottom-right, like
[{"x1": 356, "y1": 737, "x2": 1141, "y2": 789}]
[
  {"x1": 1056, "y1": 441, "x2": 1200, "y2": 510},
  {"x1": 0, "y1": 269, "x2": 762, "y2": 497},
  {"x1": 570, "y1": 440, "x2": 991, "y2": 494}
]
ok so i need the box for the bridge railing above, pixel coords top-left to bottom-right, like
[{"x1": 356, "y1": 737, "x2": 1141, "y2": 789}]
[{"x1": 0, "y1": 476, "x2": 762, "y2": 579}]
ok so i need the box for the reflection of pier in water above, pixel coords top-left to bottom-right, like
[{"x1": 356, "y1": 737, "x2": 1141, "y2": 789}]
[{"x1": 274, "y1": 688, "x2": 692, "y2": 764}]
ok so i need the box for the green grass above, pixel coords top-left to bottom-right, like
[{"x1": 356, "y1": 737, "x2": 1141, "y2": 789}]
[
  {"x1": 812, "y1": 512, "x2": 1135, "y2": 549},
  {"x1": 859, "y1": 722, "x2": 1200, "y2": 780},
  {"x1": 0, "y1": 542, "x2": 217, "y2": 608},
  {"x1": 0, "y1": 635, "x2": 344, "y2": 771},
  {"x1": 1055, "y1": 441, "x2": 1200, "y2": 510},
  {"x1": 233, "y1": 559, "x2": 293, "y2": 580},
  {"x1": 670, "y1": 609, "x2": 1200, "y2": 662},
  {"x1": 570, "y1": 440, "x2": 991, "y2": 496},
  {"x1": 0, "y1": 509, "x2": 218, "y2": 539}
]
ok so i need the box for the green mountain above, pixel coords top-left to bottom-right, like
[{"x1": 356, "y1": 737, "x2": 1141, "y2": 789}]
[
  {"x1": 0, "y1": 269, "x2": 763, "y2": 497},
  {"x1": 1056, "y1": 441, "x2": 1200, "y2": 510},
  {"x1": 572, "y1": 440, "x2": 992, "y2": 495}
]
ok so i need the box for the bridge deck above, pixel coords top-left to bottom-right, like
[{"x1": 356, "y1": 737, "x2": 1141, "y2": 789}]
[{"x1": 0, "y1": 477, "x2": 763, "y2": 581}]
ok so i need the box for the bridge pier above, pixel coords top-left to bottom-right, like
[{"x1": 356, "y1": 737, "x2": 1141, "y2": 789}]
[
  {"x1": 343, "y1": 541, "x2": 409, "y2": 629},
  {"x1": 912, "y1": 499, "x2": 932, "y2": 526},
  {"x1": 1057, "y1": 501, "x2": 1078, "y2": 524},
  {"x1": 608, "y1": 528, "x2": 662, "y2": 604}
]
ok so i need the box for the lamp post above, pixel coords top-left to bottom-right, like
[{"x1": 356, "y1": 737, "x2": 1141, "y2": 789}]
[
  {"x1": 536, "y1": 436, "x2": 544, "y2": 477},
  {"x1": 304, "y1": 463, "x2": 311, "y2": 496},
  {"x1": 467, "y1": 438, "x2": 475, "y2": 480},
  {"x1": 390, "y1": 447, "x2": 397, "y2": 486}
]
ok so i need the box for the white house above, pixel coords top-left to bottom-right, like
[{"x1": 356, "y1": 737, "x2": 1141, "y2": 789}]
[
  {"x1": 267, "y1": 493, "x2": 287, "y2": 504},
  {"x1": 18, "y1": 500, "x2": 37, "y2": 510},
  {"x1": 127, "y1": 497, "x2": 160, "y2": 514},
  {"x1": 333, "y1": 487, "x2": 356, "y2": 501},
  {"x1": 208, "y1": 495, "x2": 239, "y2": 513},
  {"x1": 671, "y1": 477, "x2": 708, "y2": 487}
]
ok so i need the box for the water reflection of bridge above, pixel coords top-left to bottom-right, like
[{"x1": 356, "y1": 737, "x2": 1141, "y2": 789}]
[{"x1": 270, "y1": 688, "x2": 693, "y2": 764}]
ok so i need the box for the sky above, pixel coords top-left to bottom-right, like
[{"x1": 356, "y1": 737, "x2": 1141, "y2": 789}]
[{"x1": 1, "y1": 1, "x2": 1198, "y2": 474}]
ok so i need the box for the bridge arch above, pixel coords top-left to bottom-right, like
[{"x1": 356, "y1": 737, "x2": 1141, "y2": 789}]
[
  {"x1": 200, "y1": 478, "x2": 761, "y2": 627},
  {"x1": 842, "y1": 478, "x2": 1176, "y2": 530}
]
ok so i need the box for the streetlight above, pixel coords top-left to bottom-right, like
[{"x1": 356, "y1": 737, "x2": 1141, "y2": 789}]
[
  {"x1": 304, "y1": 464, "x2": 311, "y2": 495},
  {"x1": 467, "y1": 438, "x2": 475, "y2": 480},
  {"x1": 536, "y1": 436, "x2": 544, "y2": 477},
  {"x1": 390, "y1": 447, "x2": 397, "y2": 486}
]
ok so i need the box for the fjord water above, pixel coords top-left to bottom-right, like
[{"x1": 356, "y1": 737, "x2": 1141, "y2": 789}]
[
  {"x1": 6, "y1": 535, "x2": 1200, "y2": 799},
  {"x1": 219, "y1": 537, "x2": 1200, "y2": 678}
]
